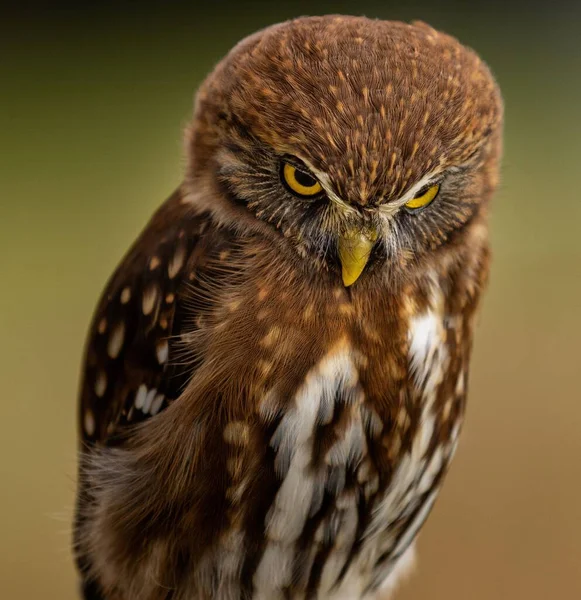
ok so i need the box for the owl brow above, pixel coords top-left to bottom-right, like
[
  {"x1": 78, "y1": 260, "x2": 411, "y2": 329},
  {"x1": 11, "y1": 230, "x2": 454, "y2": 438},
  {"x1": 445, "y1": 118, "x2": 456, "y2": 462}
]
[
  {"x1": 394, "y1": 172, "x2": 442, "y2": 206},
  {"x1": 292, "y1": 156, "x2": 360, "y2": 216},
  {"x1": 280, "y1": 154, "x2": 314, "y2": 173}
]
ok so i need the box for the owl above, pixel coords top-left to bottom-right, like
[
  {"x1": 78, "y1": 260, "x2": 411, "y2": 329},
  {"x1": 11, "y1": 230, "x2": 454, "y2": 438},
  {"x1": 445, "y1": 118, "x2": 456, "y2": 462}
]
[{"x1": 74, "y1": 15, "x2": 502, "y2": 600}]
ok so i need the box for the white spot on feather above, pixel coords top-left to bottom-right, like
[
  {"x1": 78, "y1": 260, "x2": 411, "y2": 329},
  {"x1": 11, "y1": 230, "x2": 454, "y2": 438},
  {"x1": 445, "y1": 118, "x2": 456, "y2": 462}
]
[
  {"x1": 168, "y1": 244, "x2": 186, "y2": 279},
  {"x1": 142, "y1": 387, "x2": 157, "y2": 413},
  {"x1": 150, "y1": 393, "x2": 164, "y2": 415},
  {"x1": 84, "y1": 409, "x2": 95, "y2": 436},
  {"x1": 408, "y1": 279, "x2": 447, "y2": 393},
  {"x1": 120, "y1": 286, "x2": 131, "y2": 304},
  {"x1": 156, "y1": 340, "x2": 169, "y2": 364},
  {"x1": 134, "y1": 384, "x2": 147, "y2": 410},
  {"x1": 142, "y1": 285, "x2": 158, "y2": 316},
  {"x1": 107, "y1": 322, "x2": 125, "y2": 358},
  {"x1": 94, "y1": 370, "x2": 107, "y2": 397},
  {"x1": 408, "y1": 311, "x2": 441, "y2": 387}
]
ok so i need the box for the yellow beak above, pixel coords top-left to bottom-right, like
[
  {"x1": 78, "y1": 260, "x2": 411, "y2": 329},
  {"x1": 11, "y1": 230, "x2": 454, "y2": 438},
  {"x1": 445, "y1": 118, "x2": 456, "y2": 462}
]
[{"x1": 338, "y1": 227, "x2": 378, "y2": 287}]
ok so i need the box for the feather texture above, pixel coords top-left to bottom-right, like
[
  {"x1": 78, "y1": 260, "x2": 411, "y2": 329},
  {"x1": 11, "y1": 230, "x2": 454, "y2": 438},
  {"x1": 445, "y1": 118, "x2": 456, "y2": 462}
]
[{"x1": 74, "y1": 14, "x2": 502, "y2": 600}]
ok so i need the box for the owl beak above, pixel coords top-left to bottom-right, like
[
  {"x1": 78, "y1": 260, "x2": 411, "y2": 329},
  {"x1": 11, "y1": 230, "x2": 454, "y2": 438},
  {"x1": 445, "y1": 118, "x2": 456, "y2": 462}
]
[{"x1": 338, "y1": 227, "x2": 378, "y2": 287}]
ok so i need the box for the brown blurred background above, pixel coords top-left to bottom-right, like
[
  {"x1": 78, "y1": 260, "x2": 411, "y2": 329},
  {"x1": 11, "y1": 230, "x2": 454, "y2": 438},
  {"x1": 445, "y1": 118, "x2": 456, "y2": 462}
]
[{"x1": 1, "y1": 1, "x2": 580, "y2": 598}]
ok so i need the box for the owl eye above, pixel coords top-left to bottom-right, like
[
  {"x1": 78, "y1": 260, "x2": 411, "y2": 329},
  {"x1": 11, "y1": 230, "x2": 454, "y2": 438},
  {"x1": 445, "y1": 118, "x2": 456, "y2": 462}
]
[
  {"x1": 281, "y1": 162, "x2": 323, "y2": 198},
  {"x1": 404, "y1": 183, "x2": 440, "y2": 210}
]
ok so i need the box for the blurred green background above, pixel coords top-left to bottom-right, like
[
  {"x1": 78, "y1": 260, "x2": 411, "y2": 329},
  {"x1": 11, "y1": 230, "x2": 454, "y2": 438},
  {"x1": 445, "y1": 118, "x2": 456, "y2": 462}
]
[{"x1": 1, "y1": 1, "x2": 580, "y2": 598}]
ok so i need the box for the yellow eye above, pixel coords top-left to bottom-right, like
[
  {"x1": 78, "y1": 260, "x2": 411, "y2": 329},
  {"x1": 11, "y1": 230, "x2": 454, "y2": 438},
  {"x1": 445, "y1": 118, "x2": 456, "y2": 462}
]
[
  {"x1": 404, "y1": 183, "x2": 440, "y2": 210},
  {"x1": 282, "y1": 162, "x2": 323, "y2": 198}
]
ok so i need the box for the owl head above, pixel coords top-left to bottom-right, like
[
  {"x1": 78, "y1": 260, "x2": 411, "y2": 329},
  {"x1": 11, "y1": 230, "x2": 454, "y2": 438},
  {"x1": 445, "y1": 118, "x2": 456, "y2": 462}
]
[{"x1": 184, "y1": 16, "x2": 503, "y2": 288}]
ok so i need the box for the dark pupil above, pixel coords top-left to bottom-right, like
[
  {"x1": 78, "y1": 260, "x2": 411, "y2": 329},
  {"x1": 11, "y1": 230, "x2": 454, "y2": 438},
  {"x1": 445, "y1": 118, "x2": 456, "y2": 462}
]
[{"x1": 294, "y1": 169, "x2": 316, "y2": 188}]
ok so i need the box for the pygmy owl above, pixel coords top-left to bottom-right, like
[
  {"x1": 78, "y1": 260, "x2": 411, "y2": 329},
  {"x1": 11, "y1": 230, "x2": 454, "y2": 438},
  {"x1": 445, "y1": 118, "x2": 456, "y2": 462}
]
[{"x1": 74, "y1": 15, "x2": 502, "y2": 600}]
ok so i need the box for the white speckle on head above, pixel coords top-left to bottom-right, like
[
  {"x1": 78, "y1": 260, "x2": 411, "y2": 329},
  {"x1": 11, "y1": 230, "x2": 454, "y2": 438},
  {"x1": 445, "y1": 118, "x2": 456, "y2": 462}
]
[
  {"x1": 134, "y1": 384, "x2": 147, "y2": 410},
  {"x1": 107, "y1": 322, "x2": 125, "y2": 359},
  {"x1": 142, "y1": 285, "x2": 158, "y2": 316},
  {"x1": 156, "y1": 340, "x2": 169, "y2": 364},
  {"x1": 84, "y1": 409, "x2": 95, "y2": 436},
  {"x1": 168, "y1": 244, "x2": 186, "y2": 279},
  {"x1": 94, "y1": 370, "x2": 107, "y2": 397},
  {"x1": 120, "y1": 286, "x2": 131, "y2": 304},
  {"x1": 150, "y1": 393, "x2": 165, "y2": 415}
]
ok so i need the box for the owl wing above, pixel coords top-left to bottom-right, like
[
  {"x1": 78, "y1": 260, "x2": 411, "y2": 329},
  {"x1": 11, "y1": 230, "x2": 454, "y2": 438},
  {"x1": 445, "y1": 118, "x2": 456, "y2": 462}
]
[{"x1": 78, "y1": 188, "x2": 213, "y2": 447}]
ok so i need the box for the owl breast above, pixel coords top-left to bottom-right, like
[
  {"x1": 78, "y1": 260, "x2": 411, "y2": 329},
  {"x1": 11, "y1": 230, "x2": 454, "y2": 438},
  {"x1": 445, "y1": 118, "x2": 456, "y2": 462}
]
[
  {"x1": 78, "y1": 255, "x2": 471, "y2": 599},
  {"x1": 211, "y1": 280, "x2": 466, "y2": 599}
]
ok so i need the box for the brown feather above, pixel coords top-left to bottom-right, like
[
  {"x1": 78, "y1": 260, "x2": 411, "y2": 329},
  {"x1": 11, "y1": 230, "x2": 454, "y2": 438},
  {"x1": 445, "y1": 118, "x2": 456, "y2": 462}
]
[{"x1": 75, "y1": 15, "x2": 502, "y2": 600}]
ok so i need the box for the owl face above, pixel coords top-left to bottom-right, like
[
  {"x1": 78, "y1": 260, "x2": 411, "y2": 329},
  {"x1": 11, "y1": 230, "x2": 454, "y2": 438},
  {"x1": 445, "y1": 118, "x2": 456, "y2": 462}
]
[{"x1": 187, "y1": 17, "x2": 502, "y2": 286}]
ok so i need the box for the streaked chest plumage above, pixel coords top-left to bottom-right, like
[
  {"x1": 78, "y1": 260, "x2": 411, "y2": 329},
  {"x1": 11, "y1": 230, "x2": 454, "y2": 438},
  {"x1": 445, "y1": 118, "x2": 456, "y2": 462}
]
[
  {"x1": 78, "y1": 231, "x2": 476, "y2": 600},
  {"x1": 203, "y1": 280, "x2": 467, "y2": 600}
]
